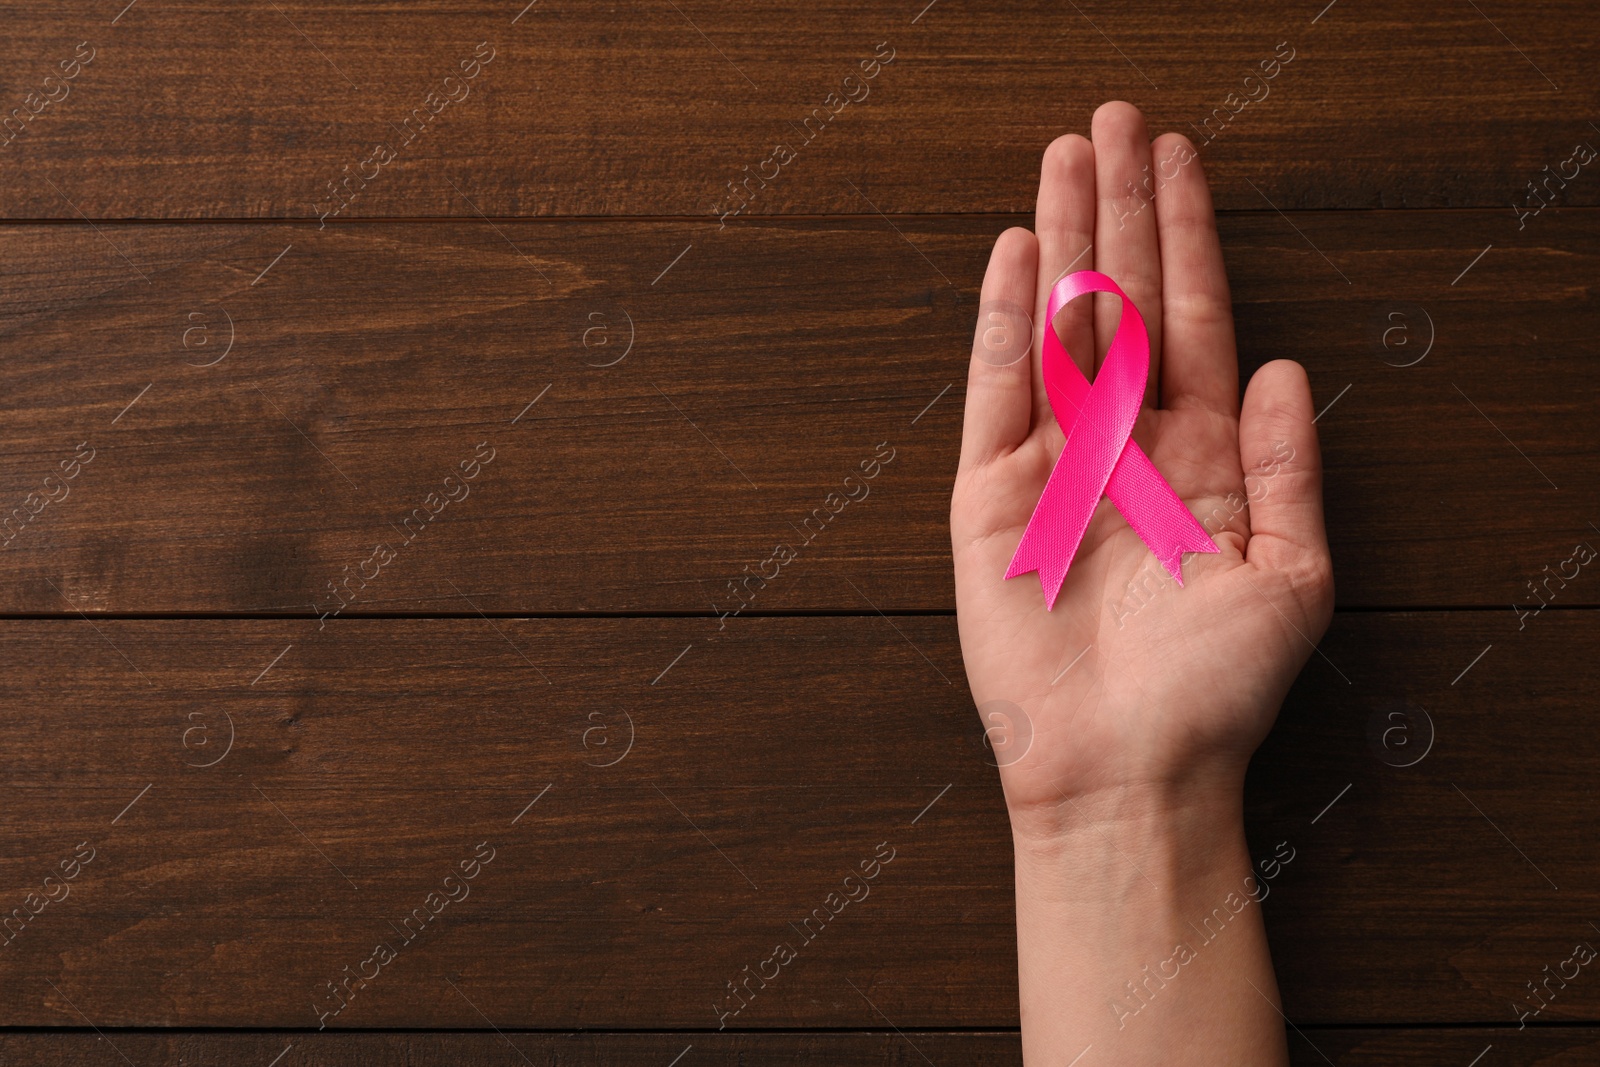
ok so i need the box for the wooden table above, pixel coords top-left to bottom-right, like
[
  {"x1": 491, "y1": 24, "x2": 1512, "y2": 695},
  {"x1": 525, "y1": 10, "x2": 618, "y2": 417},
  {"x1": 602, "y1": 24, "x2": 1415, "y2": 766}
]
[{"x1": 2, "y1": 2, "x2": 1596, "y2": 1063}]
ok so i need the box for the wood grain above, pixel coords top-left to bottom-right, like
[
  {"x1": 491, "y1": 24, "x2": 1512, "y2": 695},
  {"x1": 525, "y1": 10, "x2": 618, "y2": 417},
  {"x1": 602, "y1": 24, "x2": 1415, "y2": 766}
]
[
  {"x1": 1, "y1": 212, "x2": 1595, "y2": 614},
  {"x1": 0, "y1": 1, "x2": 1593, "y2": 218},
  {"x1": 0, "y1": 1029, "x2": 1593, "y2": 1065},
  {"x1": 0, "y1": 1033, "x2": 1027, "y2": 1067},
  {"x1": 0, "y1": 612, "x2": 1595, "y2": 1027}
]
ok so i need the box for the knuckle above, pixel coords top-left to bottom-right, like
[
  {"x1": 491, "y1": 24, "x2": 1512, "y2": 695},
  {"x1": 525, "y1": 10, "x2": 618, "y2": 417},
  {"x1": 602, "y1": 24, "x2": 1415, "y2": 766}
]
[{"x1": 1166, "y1": 289, "x2": 1232, "y2": 335}]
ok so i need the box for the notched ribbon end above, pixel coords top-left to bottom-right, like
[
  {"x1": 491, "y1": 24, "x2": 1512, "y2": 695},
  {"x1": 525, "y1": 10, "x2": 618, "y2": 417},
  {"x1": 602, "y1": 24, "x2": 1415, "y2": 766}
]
[
  {"x1": 1156, "y1": 536, "x2": 1223, "y2": 588},
  {"x1": 1004, "y1": 554, "x2": 1068, "y2": 612}
]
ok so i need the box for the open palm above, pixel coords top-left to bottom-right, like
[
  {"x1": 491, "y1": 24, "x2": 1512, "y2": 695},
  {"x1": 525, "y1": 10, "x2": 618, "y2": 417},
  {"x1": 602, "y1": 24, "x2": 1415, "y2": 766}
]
[{"x1": 952, "y1": 103, "x2": 1334, "y2": 830}]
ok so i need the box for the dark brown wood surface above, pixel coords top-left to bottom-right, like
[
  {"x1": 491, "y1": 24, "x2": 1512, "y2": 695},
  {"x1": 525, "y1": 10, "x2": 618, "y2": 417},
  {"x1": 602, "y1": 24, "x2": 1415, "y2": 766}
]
[
  {"x1": 3, "y1": 0, "x2": 1597, "y2": 1060},
  {"x1": 0, "y1": 0, "x2": 1595, "y2": 217},
  {"x1": 0, "y1": 1029, "x2": 1594, "y2": 1066}
]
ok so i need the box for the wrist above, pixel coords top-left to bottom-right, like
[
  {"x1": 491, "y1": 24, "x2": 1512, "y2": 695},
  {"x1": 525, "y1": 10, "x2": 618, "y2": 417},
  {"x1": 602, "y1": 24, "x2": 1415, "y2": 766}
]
[
  {"x1": 1007, "y1": 778, "x2": 1292, "y2": 1066},
  {"x1": 1010, "y1": 779, "x2": 1256, "y2": 921},
  {"x1": 1003, "y1": 764, "x2": 1248, "y2": 851}
]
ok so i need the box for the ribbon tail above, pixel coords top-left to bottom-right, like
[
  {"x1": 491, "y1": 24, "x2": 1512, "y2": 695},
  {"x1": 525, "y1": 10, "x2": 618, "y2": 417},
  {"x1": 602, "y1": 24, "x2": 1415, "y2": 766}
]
[
  {"x1": 1004, "y1": 514, "x2": 1072, "y2": 611},
  {"x1": 1104, "y1": 439, "x2": 1219, "y2": 587},
  {"x1": 1004, "y1": 449, "x2": 1107, "y2": 612}
]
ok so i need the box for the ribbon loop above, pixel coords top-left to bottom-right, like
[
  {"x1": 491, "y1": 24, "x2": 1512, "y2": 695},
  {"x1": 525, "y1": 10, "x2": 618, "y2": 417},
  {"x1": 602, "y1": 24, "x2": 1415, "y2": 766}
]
[{"x1": 1004, "y1": 270, "x2": 1218, "y2": 610}]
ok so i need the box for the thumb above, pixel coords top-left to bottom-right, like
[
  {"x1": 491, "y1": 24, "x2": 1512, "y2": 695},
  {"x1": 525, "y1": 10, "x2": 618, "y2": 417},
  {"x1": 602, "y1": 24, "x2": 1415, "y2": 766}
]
[{"x1": 1239, "y1": 359, "x2": 1334, "y2": 614}]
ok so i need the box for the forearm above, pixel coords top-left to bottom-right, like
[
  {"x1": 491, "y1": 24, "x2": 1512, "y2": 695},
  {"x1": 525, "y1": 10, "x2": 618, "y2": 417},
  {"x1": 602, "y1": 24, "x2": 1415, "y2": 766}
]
[{"x1": 1011, "y1": 783, "x2": 1289, "y2": 1066}]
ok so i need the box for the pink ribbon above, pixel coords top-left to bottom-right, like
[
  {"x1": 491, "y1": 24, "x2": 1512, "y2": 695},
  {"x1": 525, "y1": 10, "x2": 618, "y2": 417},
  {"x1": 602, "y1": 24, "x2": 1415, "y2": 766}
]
[{"x1": 1005, "y1": 270, "x2": 1218, "y2": 610}]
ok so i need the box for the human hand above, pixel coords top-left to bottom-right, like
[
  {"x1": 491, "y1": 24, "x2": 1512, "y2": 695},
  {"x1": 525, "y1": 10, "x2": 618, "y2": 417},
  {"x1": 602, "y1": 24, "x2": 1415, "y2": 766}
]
[{"x1": 951, "y1": 101, "x2": 1334, "y2": 836}]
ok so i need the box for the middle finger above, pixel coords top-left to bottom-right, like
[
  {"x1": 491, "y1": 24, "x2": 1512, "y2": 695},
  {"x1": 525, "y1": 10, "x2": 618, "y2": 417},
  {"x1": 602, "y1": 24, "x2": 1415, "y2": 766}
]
[{"x1": 1091, "y1": 101, "x2": 1163, "y2": 406}]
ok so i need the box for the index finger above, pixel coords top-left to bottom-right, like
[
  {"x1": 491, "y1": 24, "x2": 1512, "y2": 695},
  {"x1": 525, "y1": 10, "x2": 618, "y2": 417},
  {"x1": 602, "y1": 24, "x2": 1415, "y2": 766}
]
[{"x1": 958, "y1": 226, "x2": 1040, "y2": 472}]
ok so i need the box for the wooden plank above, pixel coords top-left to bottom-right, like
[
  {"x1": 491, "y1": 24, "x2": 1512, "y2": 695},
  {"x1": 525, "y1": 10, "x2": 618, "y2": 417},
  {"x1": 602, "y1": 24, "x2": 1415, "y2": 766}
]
[
  {"x1": 1286, "y1": 1029, "x2": 1598, "y2": 1066},
  {"x1": 0, "y1": 1, "x2": 1593, "y2": 218},
  {"x1": 0, "y1": 1033, "x2": 1024, "y2": 1066},
  {"x1": 0, "y1": 1029, "x2": 1591, "y2": 1065},
  {"x1": 0, "y1": 612, "x2": 1596, "y2": 1026},
  {"x1": 1, "y1": 211, "x2": 1595, "y2": 613}
]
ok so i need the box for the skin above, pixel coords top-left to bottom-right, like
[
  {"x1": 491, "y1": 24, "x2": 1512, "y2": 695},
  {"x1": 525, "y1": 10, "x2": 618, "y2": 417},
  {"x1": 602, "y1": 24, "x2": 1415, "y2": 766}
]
[{"x1": 952, "y1": 101, "x2": 1334, "y2": 1065}]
